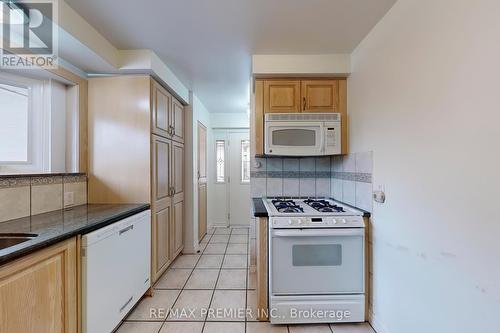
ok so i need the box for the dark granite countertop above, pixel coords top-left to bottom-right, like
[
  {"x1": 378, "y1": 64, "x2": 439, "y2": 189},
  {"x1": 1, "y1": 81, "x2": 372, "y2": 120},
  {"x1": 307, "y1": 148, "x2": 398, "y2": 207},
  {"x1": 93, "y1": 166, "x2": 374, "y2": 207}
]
[
  {"x1": 0, "y1": 172, "x2": 86, "y2": 179},
  {"x1": 0, "y1": 203, "x2": 150, "y2": 266},
  {"x1": 252, "y1": 198, "x2": 269, "y2": 217}
]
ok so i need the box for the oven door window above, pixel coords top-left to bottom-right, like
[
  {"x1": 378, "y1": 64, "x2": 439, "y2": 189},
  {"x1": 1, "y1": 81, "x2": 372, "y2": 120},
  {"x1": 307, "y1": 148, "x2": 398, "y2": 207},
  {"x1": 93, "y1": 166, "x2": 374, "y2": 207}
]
[
  {"x1": 271, "y1": 233, "x2": 364, "y2": 295},
  {"x1": 292, "y1": 244, "x2": 342, "y2": 266},
  {"x1": 272, "y1": 129, "x2": 316, "y2": 147}
]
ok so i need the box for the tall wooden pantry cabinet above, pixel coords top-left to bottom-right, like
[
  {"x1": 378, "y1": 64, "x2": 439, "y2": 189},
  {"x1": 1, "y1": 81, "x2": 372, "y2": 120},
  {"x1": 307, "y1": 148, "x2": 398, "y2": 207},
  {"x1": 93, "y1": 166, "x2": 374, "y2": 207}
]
[{"x1": 88, "y1": 76, "x2": 185, "y2": 284}]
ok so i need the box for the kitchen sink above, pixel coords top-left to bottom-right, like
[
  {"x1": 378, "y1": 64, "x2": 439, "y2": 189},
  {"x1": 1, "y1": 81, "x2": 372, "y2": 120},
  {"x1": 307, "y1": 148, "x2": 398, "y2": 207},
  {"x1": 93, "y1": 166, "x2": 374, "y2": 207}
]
[{"x1": 0, "y1": 233, "x2": 38, "y2": 250}]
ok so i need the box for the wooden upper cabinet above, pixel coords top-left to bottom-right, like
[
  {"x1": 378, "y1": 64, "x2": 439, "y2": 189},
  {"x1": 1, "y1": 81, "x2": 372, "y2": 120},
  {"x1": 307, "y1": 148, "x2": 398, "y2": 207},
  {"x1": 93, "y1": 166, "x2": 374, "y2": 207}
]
[
  {"x1": 171, "y1": 97, "x2": 184, "y2": 143},
  {"x1": 301, "y1": 80, "x2": 339, "y2": 113},
  {"x1": 152, "y1": 79, "x2": 184, "y2": 142},
  {"x1": 152, "y1": 81, "x2": 172, "y2": 138},
  {"x1": 255, "y1": 78, "x2": 348, "y2": 155},
  {"x1": 263, "y1": 80, "x2": 301, "y2": 113}
]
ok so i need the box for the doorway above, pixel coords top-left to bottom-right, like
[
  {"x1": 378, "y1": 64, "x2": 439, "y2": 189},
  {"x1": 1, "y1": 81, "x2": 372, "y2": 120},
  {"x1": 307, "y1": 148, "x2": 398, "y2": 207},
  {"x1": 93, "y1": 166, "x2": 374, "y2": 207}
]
[
  {"x1": 197, "y1": 122, "x2": 207, "y2": 241},
  {"x1": 211, "y1": 129, "x2": 251, "y2": 226}
]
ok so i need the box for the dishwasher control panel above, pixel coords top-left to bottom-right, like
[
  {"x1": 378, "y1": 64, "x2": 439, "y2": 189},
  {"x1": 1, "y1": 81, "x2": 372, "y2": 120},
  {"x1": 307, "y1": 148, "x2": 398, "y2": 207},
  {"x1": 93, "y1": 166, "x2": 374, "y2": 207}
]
[{"x1": 271, "y1": 216, "x2": 364, "y2": 228}]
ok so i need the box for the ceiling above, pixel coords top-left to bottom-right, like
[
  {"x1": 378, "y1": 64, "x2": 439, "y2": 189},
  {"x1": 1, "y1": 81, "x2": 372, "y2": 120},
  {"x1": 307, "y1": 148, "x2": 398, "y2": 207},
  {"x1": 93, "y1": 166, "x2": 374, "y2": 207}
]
[{"x1": 65, "y1": 0, "x2": 396, "y2": 113}]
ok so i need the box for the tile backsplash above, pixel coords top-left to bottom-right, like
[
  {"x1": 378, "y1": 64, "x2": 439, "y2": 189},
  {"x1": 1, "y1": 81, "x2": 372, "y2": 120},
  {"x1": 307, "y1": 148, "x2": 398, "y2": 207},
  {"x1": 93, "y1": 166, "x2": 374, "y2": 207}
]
[
  {"x1": 251, "y1": 151, "x2": 373, "y2": 212},
  {"x1": 0, "y1": 174, "x2": 87, "y2": 223}
]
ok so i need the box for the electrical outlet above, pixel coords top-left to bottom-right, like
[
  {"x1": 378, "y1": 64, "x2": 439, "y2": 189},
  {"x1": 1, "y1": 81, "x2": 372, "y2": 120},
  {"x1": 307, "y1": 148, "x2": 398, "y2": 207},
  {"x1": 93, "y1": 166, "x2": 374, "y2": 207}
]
[
  {"x1": 373, "y1": 184, "x2": 386, "y2": 203},
  {"x1": 64, "y1": 191, "x2": 74, "y2": 207}
]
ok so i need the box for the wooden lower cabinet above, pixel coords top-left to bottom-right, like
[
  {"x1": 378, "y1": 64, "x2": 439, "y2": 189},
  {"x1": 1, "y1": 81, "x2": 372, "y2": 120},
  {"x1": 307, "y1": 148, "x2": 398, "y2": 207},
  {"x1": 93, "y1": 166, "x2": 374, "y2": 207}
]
[
  {"x1": 172, "y1": 200, "x2": 184, "y2": 257},
  {"x1": 0, "y1": 238, "x2": 77, "y2": 333},
  {"x1": 151, "y1": 136, "x2": 184, "y2": 283},
  {"x1": 256, "y1": 217, "x2": 269, "y2": 321},
  {"x1": 152, "y1": 204, "x2": 172, "y2": 282}
]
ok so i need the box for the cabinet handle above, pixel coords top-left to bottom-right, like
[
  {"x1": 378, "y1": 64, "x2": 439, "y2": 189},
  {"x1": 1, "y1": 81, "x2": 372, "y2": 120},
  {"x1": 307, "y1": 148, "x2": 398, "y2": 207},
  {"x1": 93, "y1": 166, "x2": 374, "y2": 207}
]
[
  {"x1": 119, "y1": 225, "x2": 134, "y2": 235},
  {"x1": 169, "y1": 125, "x2": 175, "y2": 136},
  {"x1": 303, "y1": 97, "x2": 306, "y2": 111},
  {"x1": 120, "y1": 296, "x2": 133, "y2": 312}
]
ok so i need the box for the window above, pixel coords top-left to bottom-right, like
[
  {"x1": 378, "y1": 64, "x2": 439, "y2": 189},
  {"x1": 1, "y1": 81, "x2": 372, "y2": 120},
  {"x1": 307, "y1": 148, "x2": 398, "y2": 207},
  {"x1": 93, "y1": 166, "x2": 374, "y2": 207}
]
[
  {"x1": 0, "y1": 72, "x2": 79, "y2": 174},
  {"x1": 0, "y1": 82, "x2": 30, "y2": 163},
  {"x1": 241, "y1": 140, "x2": 250, "y2": 183},
  {"x1": 215, "y1": 140, "x2": 225, "y2": 183}
]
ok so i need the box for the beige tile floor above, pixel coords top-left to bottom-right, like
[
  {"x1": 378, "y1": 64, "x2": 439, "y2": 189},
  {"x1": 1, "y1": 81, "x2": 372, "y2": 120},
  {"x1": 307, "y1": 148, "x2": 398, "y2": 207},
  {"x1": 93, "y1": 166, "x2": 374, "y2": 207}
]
[{"x1": 117, "y1": 227, "x2": 376, "y2": 333}]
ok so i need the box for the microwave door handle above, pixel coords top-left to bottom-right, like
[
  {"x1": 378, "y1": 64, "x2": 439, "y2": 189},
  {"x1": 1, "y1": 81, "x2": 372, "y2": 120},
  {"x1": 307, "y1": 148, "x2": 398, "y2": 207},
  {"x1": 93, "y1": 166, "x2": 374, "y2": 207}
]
[{"x1": 319, "y1": 125, "x2": 326, "y2": 153}]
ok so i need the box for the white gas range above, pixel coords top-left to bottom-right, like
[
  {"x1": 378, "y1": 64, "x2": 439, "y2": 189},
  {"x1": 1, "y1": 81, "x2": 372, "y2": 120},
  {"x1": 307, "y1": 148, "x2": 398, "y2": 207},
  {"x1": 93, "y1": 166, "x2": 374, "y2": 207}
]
[{"x1": 264, "y1": 197, "x2": 366, "y2": 324}]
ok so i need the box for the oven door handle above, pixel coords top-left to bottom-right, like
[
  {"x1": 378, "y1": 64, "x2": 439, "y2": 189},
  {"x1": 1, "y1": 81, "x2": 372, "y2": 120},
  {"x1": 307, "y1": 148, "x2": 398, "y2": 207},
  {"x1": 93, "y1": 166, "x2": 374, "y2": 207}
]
[{"x1": 272, "y1": 228, "x2": 364, "y2": 238}]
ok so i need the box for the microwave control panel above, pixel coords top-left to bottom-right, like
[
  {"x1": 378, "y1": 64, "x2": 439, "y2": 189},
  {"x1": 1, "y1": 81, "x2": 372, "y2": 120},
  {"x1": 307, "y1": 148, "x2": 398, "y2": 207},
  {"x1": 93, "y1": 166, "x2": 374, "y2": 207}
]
[{"x1": 324, "y1": 122, "x2": 341, "y2": 154}]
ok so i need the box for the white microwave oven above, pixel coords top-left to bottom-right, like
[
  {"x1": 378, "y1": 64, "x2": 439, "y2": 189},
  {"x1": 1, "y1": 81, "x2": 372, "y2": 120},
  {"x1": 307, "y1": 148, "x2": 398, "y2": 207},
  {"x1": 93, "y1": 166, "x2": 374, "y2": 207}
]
[{"x1": 264, "y1": 113, "x2": 341, "y2": 156}]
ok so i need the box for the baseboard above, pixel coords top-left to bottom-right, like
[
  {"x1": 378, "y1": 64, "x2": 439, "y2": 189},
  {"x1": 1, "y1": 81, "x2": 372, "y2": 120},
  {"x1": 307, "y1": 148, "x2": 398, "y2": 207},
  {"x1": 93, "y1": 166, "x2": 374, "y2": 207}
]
[
  {"x1": 208, "y1": 222, "x2": 229, "y2": 229},
  {"x1": 368, "y1": 310, "x2": 391, "y2": 333}
]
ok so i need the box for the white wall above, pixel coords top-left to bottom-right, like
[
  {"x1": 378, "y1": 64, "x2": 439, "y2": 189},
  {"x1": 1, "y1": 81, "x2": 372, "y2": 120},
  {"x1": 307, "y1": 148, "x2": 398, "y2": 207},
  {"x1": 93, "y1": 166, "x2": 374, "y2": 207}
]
[
  {"x1": 252, "y1": 54, "x2": 351, "y2": 76},
  {"x1": 184, "y1": 92, "x2": 211, "y2": 253},
  {"x1": 348, "y1": 0, "x2": 500, "y2": 332},
  {"x1": 210, "y1": 112, "x2": 249, "y2": 129},
  {"x1": 49, "y1": 80, "x2": 67, "y2": 172}
]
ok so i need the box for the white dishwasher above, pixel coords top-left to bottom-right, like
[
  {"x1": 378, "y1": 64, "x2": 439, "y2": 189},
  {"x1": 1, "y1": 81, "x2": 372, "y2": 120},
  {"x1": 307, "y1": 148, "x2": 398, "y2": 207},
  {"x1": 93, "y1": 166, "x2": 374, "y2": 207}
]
[{"x1": 81, "y1": 210, "x2": 151, "y2": 333}]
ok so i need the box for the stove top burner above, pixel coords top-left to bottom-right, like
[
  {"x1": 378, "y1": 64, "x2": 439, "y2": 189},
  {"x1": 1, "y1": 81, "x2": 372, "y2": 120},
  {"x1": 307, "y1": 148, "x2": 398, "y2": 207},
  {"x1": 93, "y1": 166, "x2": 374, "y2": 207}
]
[
  {"x1": 272, "y1": 199, "x2": 304, "y2": 213},
  {"x1": 303, "y1": 199, "x2": 346, "y2": 213},
  {"x1": 279, "y1": 207, "x2": 304, "y2": 213}
]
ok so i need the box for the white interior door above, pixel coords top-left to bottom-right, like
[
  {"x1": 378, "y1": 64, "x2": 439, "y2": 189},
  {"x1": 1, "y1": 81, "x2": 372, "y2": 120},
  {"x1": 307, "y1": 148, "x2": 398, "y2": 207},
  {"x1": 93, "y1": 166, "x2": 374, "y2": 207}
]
[{"x1": 228, "y1": 130, "x2": 251, "y2": 226}]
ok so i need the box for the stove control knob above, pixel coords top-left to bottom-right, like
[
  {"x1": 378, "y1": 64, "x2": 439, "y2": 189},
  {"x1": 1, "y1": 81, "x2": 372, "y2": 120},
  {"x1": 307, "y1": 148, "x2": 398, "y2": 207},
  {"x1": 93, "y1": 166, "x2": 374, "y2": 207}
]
[
  {"x1": 297, "y1": 219, "x2": 302, "y2": 225},
  {"x1": 342, "y1": 219, "x2": 347, "y2": 224},
  {"x1": 288, "y1": 219, "x2": 293, "y2": 225},
  {"x1": 332, "y1": 219, "x2": 337, "y2": 224}
]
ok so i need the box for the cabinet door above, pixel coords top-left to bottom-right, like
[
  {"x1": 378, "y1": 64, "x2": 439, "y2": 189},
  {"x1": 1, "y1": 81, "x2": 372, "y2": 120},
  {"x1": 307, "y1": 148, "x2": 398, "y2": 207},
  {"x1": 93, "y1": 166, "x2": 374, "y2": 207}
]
[
  {"x1": 254, "y1": 80, "x2": 264, "y2": 155},
  {"x1": 152, "y1": 135, "x2": 171, "y2": 204},
  {"x1": 152, "y1": 205, "x2": 172, "y2": 281},
  {"x1": 301, "y1": 80, "x2": 339, "y2": 112},
  {"x1": 172, "y1": 200, "x2": 184, "y2": 257},
  {"x1": 171, "y1": 141, "x2": 184, "y2": 257},
  {"x1": 172, "y1": 142, "x2": 184, "y2": 195},
  {"x1": 151, "y1": 134, "x2": 173, "y2": 282},
  {"x1": 263, "y1": 80, "x2": 301, "y2": 113},
  {"x1": 0, "y1": 238, "x2": 77, "y2": 333},
  {"x1": 171, "y1": 97, "x2": 184, "y2": 143},
  {"x1": 152, "y1": 81, "x2": 172, "y2": 138}
]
